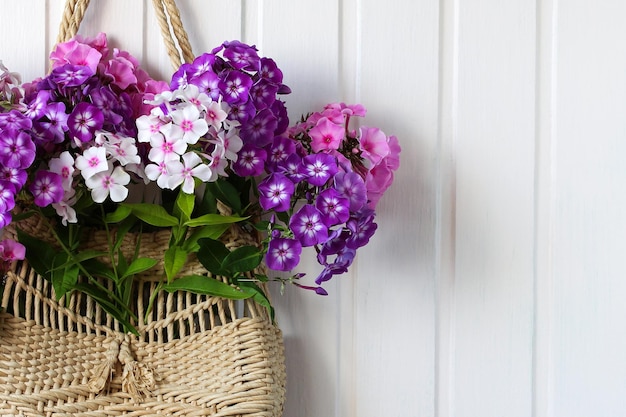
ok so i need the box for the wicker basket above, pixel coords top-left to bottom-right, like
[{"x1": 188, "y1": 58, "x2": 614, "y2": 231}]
[{"x1": 0, "y1": 213, "x2": 286, "y2": 416}]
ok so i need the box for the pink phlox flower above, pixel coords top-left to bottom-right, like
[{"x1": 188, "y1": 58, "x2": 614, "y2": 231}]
[
  {"x1": 103, "y1": 56, "x2": 137, "y2": 90},
  {"x1": 149, "y1": 123, "x2": 188, "y2": 163},
  {"x1": 50, "y1": 39, "x2": 102, "y2": 74},
  {"x1": 170, "y1": 104, "x2": 208, "y2": 144},
  {"x1": 359, "y1": 126, "x2": 391, "y2": 166},
  {"x1": 74, "y1": 32, "x2": 109, "y2": 58},
  {"x1": 75, "y1": 146, "x2": 108, "y2": 180},
  {"x1": 167, "y1": 152, "x2": 212, "y2": 194},
  {"x1": 85, "y1": 163, "x2": 131, "y2": 203},
  {"x1": 48, "y1": 151, "x2": 75, "y2": 191},
  {"x1": 309, "y1": 117, "x2": 345, "y2": 152},
  {"x1": 0, "y1": 239, "x2": 25, "y2": 262}
]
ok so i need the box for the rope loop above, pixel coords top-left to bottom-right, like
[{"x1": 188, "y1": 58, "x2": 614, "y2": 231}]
[{"x1": 56, "y1": 0, "x2": 193, "y2": 68}]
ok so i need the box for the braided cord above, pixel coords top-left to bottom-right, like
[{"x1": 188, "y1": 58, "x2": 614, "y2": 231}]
[
  {"x1": 55, "y1": 0, "x2": 193, "y2": 68},
  {"x1": 56, "y1": 0, "x2": 91, "y2": 43}
]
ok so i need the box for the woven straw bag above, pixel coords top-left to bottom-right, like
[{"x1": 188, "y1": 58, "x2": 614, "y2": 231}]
[{"x1": 0, "y1": 1, "x2": 286, "y2": 416}]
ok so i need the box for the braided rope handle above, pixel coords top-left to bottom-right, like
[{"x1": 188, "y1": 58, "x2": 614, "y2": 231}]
[{"x1": 56, "y1": 0, "x2": 193, "y2": 68}]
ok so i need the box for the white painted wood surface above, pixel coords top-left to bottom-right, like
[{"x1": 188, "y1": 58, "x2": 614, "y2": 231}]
[{"x1": 1, "y1": 1, "x2": 626, "y2": 415}]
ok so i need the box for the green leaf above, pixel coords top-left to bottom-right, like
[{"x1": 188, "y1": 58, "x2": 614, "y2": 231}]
[
  {"x1": 112, "y1": 217, "x2": 138, "y2": 253},
  {"x1": 276, "y1": 211, "x2": 291, "y2": 225},
  {"x1": 253, "y1": 220, "x2": 271, "y2": 231},
  {"x1": 181, "y1": 224, "x2": 231, "y2": 252},
  {"x1": 81, "y1": 259, "x2": 117, "y2": 281},
  {"x1": 240, "y1": 282, "x2": 275, "y2": 321},
  {"x1": 74, "y1": 283, "x2": 138, "y2": 335},
  {"x1": 162, "y1": 275, "x2": 253, "y2": 299},
  {"x1": 206, "y1": 179, "x2": 242, "y2": 213},
  {"x1": 16, "y1": 229, "x2": 56, "y2": 281},
  {"x1": 51, "y1": 253, "x2": 79, "y2": 300},
  {"x1": 105, "y1": 205, "x2": 132, "y2": 223},
  {"x1": 123, "y1": 203, "x2": 178, "y2": 227},
  {"x1": 164, "y1": 246, "x2": 188, "y2": 282},
  {"x1": 223, "y1": 246, "x2": 262, "y2": 274},
  {"x1": 175, "y1": 191, "x2": 195, "y2": 222},
  {"x1": 122, "y1": 257, "x2": 159, "y2": 279},
  {"x1": 184, "y1": 214, "x2": 248, "y2": 228},
  {"x1": 196, "y1": 238, "x2": 230, "y2": 276}
]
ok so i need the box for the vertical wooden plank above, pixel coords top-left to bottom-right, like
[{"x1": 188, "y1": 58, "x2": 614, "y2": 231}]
[
  {"x1": 0, "y1": 0, "x2": 47, "y2": 81},
  {"x1": 452, "y1": 1, "x2": 536, "y2": 416},
  {"x1": 256, "y1": 2, "x2": 342, "y2": 417},
  {"x1": 552, "y1": 1, "x2": 626, "y2": 416},
  {"x1": 356, "y1": 0, "x2": 439, "y2": 416}
]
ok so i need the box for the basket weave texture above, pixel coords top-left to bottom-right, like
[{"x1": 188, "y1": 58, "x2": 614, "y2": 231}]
[{"x1": 0, "y1": 215, "x2": 286, "y2": 416}]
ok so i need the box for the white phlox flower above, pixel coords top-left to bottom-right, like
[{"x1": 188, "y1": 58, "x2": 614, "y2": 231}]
[
  {"x1": 48, "y1": 150, "x2": 75, "y2": 191},
  {"x1": 167, "y1": 152, "x2": 212, "y2": 194},
  {"x1": 137, "y1": 114, "x2": 166, "y2": 143},
  {"x1": 75, "y1": 146, "x2": 108, "y2": 180},
  {"x1": 170, "y1": 104, "x2": 209, "y2": 145},
  {"x1": 85, "y1": 163, "x2": 131, "y2": 203},
  {"x1": 149, "y1": 123, "x2": 188, "y2": 163}
]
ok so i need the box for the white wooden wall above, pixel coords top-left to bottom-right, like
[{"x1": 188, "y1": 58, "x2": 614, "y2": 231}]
[{"x1": 2, "y1": 1, "x2": 626, "y2": 416}]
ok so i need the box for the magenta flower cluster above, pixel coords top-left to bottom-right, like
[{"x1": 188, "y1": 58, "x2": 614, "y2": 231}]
[
  {"x1": 0, "y1": 33, "x2": 167, "y2": 245},
  {"x1": 255, "y1": 103, "x2": 401, "y2": 292},
  {"x1": 0, "y1": 33, "x2": 400, "y2": 298}
]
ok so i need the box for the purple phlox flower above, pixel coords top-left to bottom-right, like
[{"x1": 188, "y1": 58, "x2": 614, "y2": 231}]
[
  {"x1": 0, "y1": 166, "x2": 27, "y2": 192},
  {"x1": 232, "y1": 144, "x2": 267, "y2": 177},
  {"x1": 192, "y1": 71, "x2": 220, "y2": 100},
  {"x1": 171, "y1": 62, "x2": 194, "y2": 90},
  {"x1": 259, "y1": 58, "x2": 283, "y2": 85},
  {"x1": 219, "y1": 70, "x2": 253, "y2": 104},
  {"x1": 240, "y1": 108, "x2": 277, "y2": 148},
  {"x1": 30, "y1": 170, "x2": 64, "y2": 207},
  {"x1": 289, "y1": 204, "x2": 329, "y2": 247},
  {"x1": 309, "y1": 117, "x2": 345, "y2": 152},
  {"x1": 278, "y1": 153, "x2": 306, "y2": 184},
  {"x1": 29, "y1": 121, "x2": 57, "y2": 147},
  {"x1": 258, "y1": 172, "x2": 294, "y2": 212},
  {"x1": 265, "y1": 237, "x2": 302, "y2": 271},
  {"x1": 315, "y1": 261, "x2": 351, "y2": 285},
  {"x1": 23, "y1": 90, "x2": 51, "y2": 120},
  {"x1": 301, "y1": 153, "x2": 338, "y2": 187},
  {"x1": 40, "y1": 102, "x2": 69, "y2": 143},
  {"x1": 190, "y1": 53, "x2": 216, "y2": 76},
  {"x1": 0, "y1": 239, "x2": 25, "y2": 262},
  {"x1": 68, "y1": 102, "x2": 104, "y2": 143},
  {"x1": 292, "y1": 281, "x2": 328, "y2": 296},
  {"x1": 91, "y1": 87, "x2": 124, "y2": 127},
  {"x1": 266, "y1": 136, "x2": 296, "y2": 172},
  {"x1": 0, "y1": 180, "x2": 16, "y2": 213},
  {"x1": 315, "y1": 188, "x2": 351, "y2": 227},
  {"x1": 0, "y1": 130, "x2": 36, "y2": 169},
  {"x1": 227, "y1": 100, "x2": 256, "y2": 124},
  {"x1": 50, "y1": 64, "x2": 94, "y2": 87},
  {"x1": 0, "y1": 211, "x2": 12, "y2": 228},
  {"x1": 271, "y1": 99, "x2": 289, "y2": 136},
  {"x1": 346, "y1": 208, "x2": 378, "y2": 249},
  {"x1": 334, "y1": 171, "x2": 367, "y2": 211},
  {"x1": 250, "y1": 80, "x2": 278, "y2": 110},
  {"x1": 0, "y1": 110, "x2": 32, "y2": 131},
  {"x1": 222, "y1": 41, "x2": 260, "y2": 71}
]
